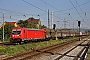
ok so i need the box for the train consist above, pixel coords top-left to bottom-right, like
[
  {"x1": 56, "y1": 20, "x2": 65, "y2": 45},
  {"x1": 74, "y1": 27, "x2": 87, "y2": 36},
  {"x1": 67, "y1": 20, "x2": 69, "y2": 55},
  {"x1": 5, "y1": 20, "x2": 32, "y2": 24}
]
[{"x1": 10, "y1": 27, "x2": 87, "y2": 44}]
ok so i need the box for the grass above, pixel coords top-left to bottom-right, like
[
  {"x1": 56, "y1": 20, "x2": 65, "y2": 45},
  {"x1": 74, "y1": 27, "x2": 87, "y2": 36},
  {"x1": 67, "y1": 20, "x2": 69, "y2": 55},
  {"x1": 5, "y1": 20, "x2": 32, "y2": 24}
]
[
  {"x1": 87, "y1": 52, "x2": 90, "y2": 57},
  {"x1": 86, "y1": 48, "x2": 90, "y2": 58},
  {"x1": 0, "y1": 38, "x2": 10, "y2": 42},
  {"x1": 0, "y1": 37, "x2": 78, "y2": 56}
]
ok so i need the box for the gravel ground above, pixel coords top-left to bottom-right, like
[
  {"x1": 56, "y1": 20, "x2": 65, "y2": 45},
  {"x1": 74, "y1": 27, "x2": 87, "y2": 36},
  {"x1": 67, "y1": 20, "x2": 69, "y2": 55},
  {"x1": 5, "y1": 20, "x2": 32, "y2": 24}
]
[
  {"x1": 0, "y1": 54, "x2": 12, "y2": 60},
  {"x1": 39, "y1": 39, "x2": 90, "y2": 60}
]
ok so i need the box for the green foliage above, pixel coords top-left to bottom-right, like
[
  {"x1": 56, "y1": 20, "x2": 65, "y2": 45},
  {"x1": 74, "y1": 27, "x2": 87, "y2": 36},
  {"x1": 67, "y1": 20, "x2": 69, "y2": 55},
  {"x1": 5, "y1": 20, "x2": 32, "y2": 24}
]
[
  {"x1": 0, "y1": 24, "x2": 15, "y2": 41},
  {"x1": 87, "y1": 52, "x2": 90, "y2": 57},
  {"x1": 0, "y1": 37, "x2": 77, "y2": 56},
  {"x1": 0, "y1": 29, "x2": 2, "y2": 39},
  {"x1": 17, "y1": 20, "x2": 26, "y2": 27},
  {"x1": 40, "y1": 25, "x2": 47, "y2": 28},
  {"x1": 17, "y1": 20, "x2": 47, "y2": 29}
]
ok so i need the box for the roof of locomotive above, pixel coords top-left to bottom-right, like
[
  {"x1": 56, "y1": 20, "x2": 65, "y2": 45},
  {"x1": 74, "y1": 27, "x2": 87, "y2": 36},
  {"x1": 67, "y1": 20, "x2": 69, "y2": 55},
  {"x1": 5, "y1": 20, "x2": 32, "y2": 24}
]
[
  {"x1": 27, "y1": 28, "x2": 43, "y2": 30},
  {"x1": 12, "y1": 27, "x2": 45, "y2": 31}
]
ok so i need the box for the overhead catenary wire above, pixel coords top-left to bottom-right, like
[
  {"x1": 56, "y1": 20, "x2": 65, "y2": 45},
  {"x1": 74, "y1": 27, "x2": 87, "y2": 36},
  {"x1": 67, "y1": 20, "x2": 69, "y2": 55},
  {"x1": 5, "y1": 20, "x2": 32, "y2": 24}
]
[
  {"x1": 74, "y1": 0, "x2": 89, "y2": 28},
  {"x1": 22, "y1": 0, "x2": 90, "y2": 29},
  {"x1": 0, "y1": 0, "x2": 89, "y2": 21},
  {"x1": 69, "y1": 0, "x2": 83, "y2": 20},
  {"x1": 55, "y1": 0, "x2": 90, "y2": 13},
  {"x1": 75, "y1": 0, "x2": 89, "y2": 24},
  {"x1": 40, "y1": 0, "x2": 70, "y2": 15},
  {"x1": 0, "y1": 0, "x2": 89, "y2": 19},
  {"x1": 40, "y1": 0, "x2": 79, "y2": 23},
  {"x1": 75, "y1": 0, "x2": 84, "y2": 13},
  {"x1": 22, "y1": 0, "x2": 63, "y2": 21},
  {"x1": 40, "y1": 0, "x2": 75, "y2": 23},
  {"x1": 0, "y1": 7, "x2": 47, "y2": 18},
  {"x1": 22, "y1": 0, "x2": 47, "y2": 13},
  {"x1": 0, "y1": 0, "x2": 90, "y2": 29},
  {"x1": 0, "y1": 8, "x2": 48, "y2": 23}
]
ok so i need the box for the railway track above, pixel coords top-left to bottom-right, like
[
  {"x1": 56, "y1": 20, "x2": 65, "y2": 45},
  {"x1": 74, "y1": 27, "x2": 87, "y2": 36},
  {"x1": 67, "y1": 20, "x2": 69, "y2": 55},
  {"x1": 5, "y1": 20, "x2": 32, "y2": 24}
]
[
  {"x1": 0, "y1": 42, "x2": 17, "y2": 46},
  {"x1": 39, "y1": 38, "x2": 90, "y2": 60},
  {"x1": 55, "y1": 40, "x2": 89, "y2": 60},
  {"x1": 0, "y1": 36, "x2": 87, "y2": 46},
  {"x1": 2, "y1": 36, "x2": 89, "y2": 60},
  {"x1": 2, "y1": 38, "x2": 79, "y2": 60}
]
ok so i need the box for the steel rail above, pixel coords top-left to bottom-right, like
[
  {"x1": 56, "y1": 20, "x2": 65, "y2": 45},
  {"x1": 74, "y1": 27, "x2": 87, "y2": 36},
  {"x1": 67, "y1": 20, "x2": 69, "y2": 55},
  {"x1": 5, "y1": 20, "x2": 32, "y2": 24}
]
[{"x1": 55, "y1": 40, "x2": 85, "y2": 60}]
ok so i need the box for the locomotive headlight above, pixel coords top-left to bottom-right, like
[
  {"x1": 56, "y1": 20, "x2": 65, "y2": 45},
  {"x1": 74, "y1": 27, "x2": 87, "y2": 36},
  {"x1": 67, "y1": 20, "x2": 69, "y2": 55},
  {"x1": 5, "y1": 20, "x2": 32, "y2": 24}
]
[
  {"x1": 13, "y1": 35, "x2": 14, "y2": 37},
  {"x1": 17, "y1": 35, "x2": 20, "y2": 37},
  {"x1": 17, "y1": 35, "x2": 19, "y2": 36}
]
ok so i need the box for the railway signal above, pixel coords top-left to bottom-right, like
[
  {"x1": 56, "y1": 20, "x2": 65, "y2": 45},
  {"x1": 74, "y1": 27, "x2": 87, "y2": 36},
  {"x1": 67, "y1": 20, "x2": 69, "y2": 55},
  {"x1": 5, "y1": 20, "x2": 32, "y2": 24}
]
[
  {"x1": 78, "y1": 21, "x2": 81, "y2": 41},
  {"x1": 78, "y1": 21, "x2": 81, "y2": 27},
  {"x1": 53, "y1": 24, "x2": 56, "y2": 29}
]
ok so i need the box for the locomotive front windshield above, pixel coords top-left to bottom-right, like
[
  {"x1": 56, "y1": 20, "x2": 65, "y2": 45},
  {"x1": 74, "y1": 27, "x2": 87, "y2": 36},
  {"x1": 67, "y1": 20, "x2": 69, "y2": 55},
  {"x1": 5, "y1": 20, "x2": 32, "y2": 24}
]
[{"x1": 12, "y1": 29, "x2": 21, "y2": 34}]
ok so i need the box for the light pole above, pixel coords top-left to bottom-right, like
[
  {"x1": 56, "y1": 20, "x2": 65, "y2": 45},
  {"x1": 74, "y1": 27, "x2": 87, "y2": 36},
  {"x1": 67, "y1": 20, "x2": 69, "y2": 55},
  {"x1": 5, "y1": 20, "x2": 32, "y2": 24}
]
[
  {"x1": 57, "y1": 21, "x2": 59, "y2": 29},
  {"x1": 37, "y1": 15, "x2": 40, "y2": 29},
  {"x1": 63, "y1": 18, "x2": 67, "y2": 29},
  {"x1": 3, "y1": 13, "x2": 4, "y2": 42}
]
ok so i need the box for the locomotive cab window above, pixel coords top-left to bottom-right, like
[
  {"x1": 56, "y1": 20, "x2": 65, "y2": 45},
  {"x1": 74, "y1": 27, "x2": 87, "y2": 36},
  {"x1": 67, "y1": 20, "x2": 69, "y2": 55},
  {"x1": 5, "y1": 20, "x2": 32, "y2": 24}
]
[{"x1": 12, "y1": 30, "x2": 21, "y2": 34}]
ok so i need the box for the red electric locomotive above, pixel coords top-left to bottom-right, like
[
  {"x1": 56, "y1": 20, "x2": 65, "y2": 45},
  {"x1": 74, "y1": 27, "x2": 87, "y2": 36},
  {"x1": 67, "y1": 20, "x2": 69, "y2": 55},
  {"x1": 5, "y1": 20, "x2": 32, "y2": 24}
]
[{"x1": 10, "y1": 27, "x2": 46, "y2": 44}]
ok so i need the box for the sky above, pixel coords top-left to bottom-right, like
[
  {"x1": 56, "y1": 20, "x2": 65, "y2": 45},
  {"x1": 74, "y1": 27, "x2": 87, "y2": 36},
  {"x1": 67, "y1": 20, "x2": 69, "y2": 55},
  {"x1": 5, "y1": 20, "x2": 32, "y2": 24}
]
[{"x1": 0, "y1": 0, "x2": 90, "y2": 29}]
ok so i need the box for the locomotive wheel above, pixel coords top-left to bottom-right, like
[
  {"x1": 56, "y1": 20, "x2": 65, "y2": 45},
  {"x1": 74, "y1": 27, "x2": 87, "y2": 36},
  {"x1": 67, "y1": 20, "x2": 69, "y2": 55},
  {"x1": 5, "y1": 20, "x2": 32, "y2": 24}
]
[
  {"x1": 18, "y1": 39, "x2": 22, "y2": 44},
  {"x1": 19, "y1": 41, "x2": 21, "y2": 44},
  {"x1": 10, "y1": 39, "x2": 13, "y2": 43},
  {"x1": 24, "y1": 40, "x2": 28, "y2": 44}
]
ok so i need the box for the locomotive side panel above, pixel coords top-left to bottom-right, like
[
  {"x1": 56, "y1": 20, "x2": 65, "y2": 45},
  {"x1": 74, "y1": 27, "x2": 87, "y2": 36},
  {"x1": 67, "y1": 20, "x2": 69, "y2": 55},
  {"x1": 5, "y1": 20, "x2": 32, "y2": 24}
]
[{"x1": 26, "y1": 29, "x2": 46, "y2": 40}]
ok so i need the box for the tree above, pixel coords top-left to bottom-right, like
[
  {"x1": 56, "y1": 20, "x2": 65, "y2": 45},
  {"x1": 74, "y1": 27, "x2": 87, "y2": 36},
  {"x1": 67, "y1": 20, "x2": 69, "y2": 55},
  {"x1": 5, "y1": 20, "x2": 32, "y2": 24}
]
[
  {"x1": 0, "y1": 28, "x2": 2, "y2": 39},
  {"x1": 17, "y1": 20, "x2": 25, "y2": 27},
  {"x1": 17, "y1": 19, "x2": 47, "y2": 29},
  {"x1": 40, "y1": 25, "x2": 47, "y2": 28},
  {"x1": 17, "y1": 20, "x2": 38, "y2": 28},
  {"x1": 0, "y1": 24, "x2": 15, "y2": 41}
]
